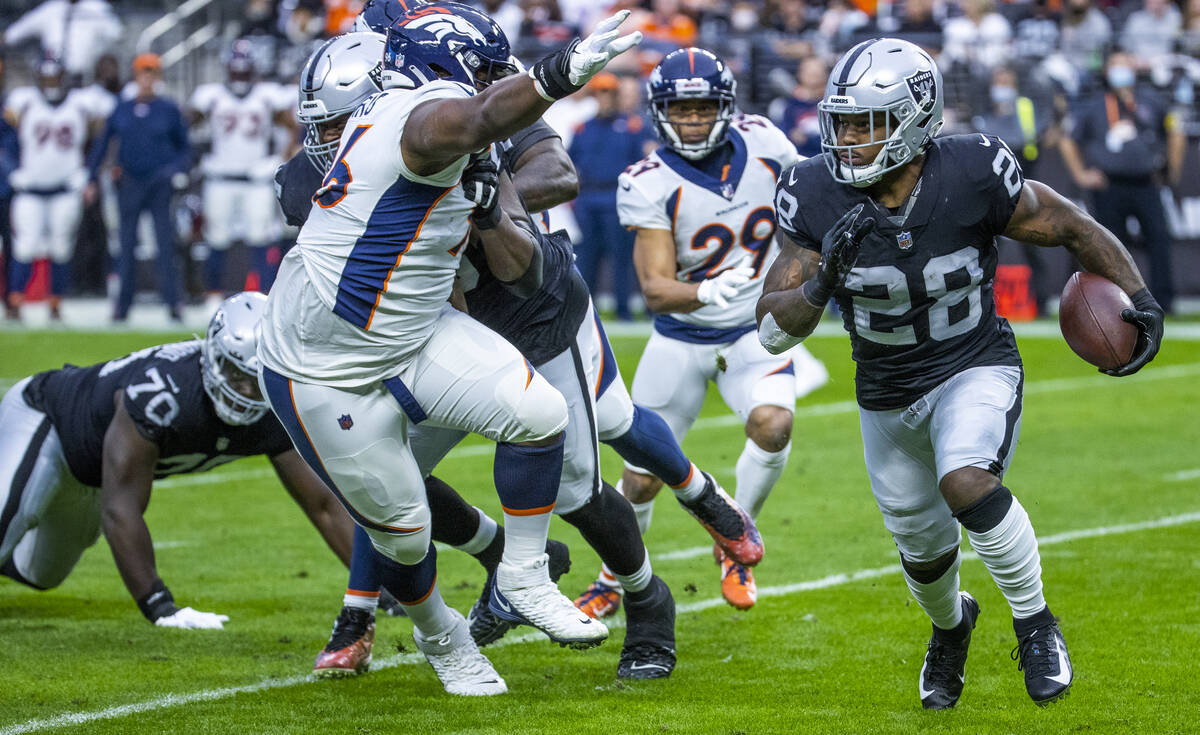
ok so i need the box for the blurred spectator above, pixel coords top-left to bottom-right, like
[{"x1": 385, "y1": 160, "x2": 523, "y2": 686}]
[
  {"x1": 972, "y1": 66, "x2": 1055, "y2": 314},
  {"x1": 1013, "y1": 0, "x2": 1061, "y2": 63},
  {"x1": 242, "y1": 0, "x2": 283, "y2": 37},
  {"x1": 1058, "y1": 51, "x2": 1186, "y2": 313},
  {"x1": 763, "y1": 0, "x2": 819, "y2": 34},
  {"x1": 942, "y1": 0, "x2": 1013, "y2": 71},
  {"x1": 0, "y1": 114, "x2": 17, "y2": 315},
  {"x1": 633, "y1": 0, "x2": 699, "y2": 49},
  {"x1": 770, "y1": 55, "x2": 827, "y2": 158},
  {"x1": 474, "y1": 0, "x2": 524, "y2": 44},
  {"x1": 1119, "y1": 0, "x2": 1182, "y2": 70},
  {"x1": 1058, "y1": 0, "x2": 1111, "y2": 76},
  {"x1": 3, "y1": 0, "x2": 122, "y2": 82},
  {"x1": 817, "y1": 0, "x2": 870, "y2": 46},
  {"x1": 568, "y1": 73, "x2": 652, "y2": 321},
  {"x1": 280, "y1": 0, "x2": 326, "y2": 45},
  {"x1": 897, "y1": 0, "x2": 944, "y2": 36},
  {"x1": 84, "y1": 54, "x2": 190, "y2": 323},
  {"x1": 324, "y1": 0, "x2": 363, "y2": 36},
  {"x1": 72, "y1": 53, "x2": 121, "y2": 299}
]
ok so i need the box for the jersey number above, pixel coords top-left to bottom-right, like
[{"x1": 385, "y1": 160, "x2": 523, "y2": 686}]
[
  {"x1": 125, "y1": 367, "x2": 180, "y2": 427},
  {"x1": 846, "y1": 247, "x2": 984, "y2": 345},
  {"x1": 686, "y1": 207, "x2": 777, "y2": 282},
  {"x1": 316, "y1": 125, "x2": 371, "y2": 209}
]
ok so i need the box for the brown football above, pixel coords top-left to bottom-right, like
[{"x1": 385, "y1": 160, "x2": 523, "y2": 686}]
[{"x1": 1058, "y1": 272, "x2": 1138, "y2": 370}]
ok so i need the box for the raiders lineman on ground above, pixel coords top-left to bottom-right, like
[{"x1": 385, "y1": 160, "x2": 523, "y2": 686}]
[
  {"x1": 759, "y1": 38, "x2": 1163, "y2": 708},
  {"x1": 0, "y1": 293, "x2": 361, "y2": 628}
]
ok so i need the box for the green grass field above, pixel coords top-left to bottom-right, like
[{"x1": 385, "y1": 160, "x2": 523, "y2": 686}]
[{"x1": 2, "y1": 322, "x2": 1198, "y2": 734}]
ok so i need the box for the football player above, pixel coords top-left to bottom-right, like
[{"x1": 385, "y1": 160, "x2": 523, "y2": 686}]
[
  {"x1": 607, "y1": 48, "x2": 821, "y2": 611},
  {"x1": 257, "y1": 7, "x2": 641, "y2": 695},
  {"x1": 3, "y1": 57, "x2": 106, "y2": 321},
  {"x1": 760, "y1": 39, "x2": 1164, "y2": 708},
  {"x1": 0, "y1": 293, "x2": 362, "y2": 629},
  {"x1": 188, "y1": 41, "x2": 294, "y2": 303}
]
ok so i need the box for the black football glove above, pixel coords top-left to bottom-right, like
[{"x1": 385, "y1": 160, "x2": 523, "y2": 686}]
[
  {"x1": 801, "y1": 203, "x2": 876, "y2": 307},
  {"x1": 462, "y1": 148, "x2": 501, "y2": 230},
  {"x1": 1101, "y1": 288, "x2": 1164, "y2": 377}
]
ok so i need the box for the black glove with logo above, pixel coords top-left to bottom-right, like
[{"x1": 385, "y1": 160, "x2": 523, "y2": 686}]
[
  {"x1": 462, "y1": 148, "x2": 501, "y2": 230},
  {"x1": 1102, "y1": 288, "x2": 1164, "y2": 377},
  {"x1": 801, "y1": 203, "x2": 876, "y2": 307}
]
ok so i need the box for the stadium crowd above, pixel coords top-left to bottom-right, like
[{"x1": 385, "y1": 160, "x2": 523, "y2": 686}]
[{"x1": 0, "y1": 0, "x2": 1195, "y2": 320}]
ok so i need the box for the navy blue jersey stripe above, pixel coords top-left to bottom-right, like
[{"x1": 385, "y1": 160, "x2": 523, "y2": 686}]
[
  {"x1": 655, "y1": 128, "x2": 748, "y2": 200},
  {"x1": 592, "y1": 307, "x2": 619, "y2": 398},
  {"x1": 331, "y1": 179, "x2": 453, "y2": 330},
  {"x1": 653, "y1": 315, "x2": 756, "y2": 344}
]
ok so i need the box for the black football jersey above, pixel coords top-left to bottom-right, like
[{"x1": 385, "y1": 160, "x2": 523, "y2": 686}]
[
  {"x1": 23, "y1": 341, "x2": 295, "y2": 487},
  {"x1": 775, "y1": 134, "x2": 1024, "y2": 410},
  {"x1": 274, "y1": 152, "x2": 323, "y2": 228}
]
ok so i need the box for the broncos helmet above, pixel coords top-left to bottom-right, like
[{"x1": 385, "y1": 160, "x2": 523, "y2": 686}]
[
  {"x1": 818, "y1": 38, "x2": 944, "y2": 187},
  {"x1": 355, "y1": 0, "x2": 416, "y2": 33},
  {"x1": 36, "y1": 56, "x2": 68, "y2": 104},
  {"x1": 297, "y1": 32, "x2": 386, "y2": 172},
  {"x1": 381, "y1": 3, "x2": 513, "y2": 91},
  {"x1": 227, "y1": 40, "x2": 256, "y2": 96},
  {"x1": 647, "y1": 48, "x2": 737, "y2": 160},
  {"x1": 200, "y1": 292, "x2": 269, "y2": 426}
]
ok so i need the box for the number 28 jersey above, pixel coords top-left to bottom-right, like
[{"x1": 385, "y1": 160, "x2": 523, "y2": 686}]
[
  {"x1": 617, "y1": 114, "x2": 801, "y2": 333},
  {"x1": 775, "y1": 134, "x2": 1024, "y2": 410}
]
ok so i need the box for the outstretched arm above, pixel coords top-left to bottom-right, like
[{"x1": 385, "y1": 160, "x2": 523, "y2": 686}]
[{"x1": 1005, "y1": 179, "x2": 1163, "y2": 376}]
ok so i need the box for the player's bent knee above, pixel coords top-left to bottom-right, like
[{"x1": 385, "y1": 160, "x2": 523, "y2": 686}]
[
  {"x1": 595, "y1": 383, "x2": 635, "y2": 441},
  {"x1": 746, "y1": 405, "x2": 793, "y2": 453},
  {"x1": 364, "y1": 526, "x2": 431, "y2": 566},
  {"x1": 939, "y1": 466, "x2": 1001, "y2": 511},
  {"x1": 621, "y1": 469, "x2": 663, "y2": 504},
  {"x1": 508, "y1": 374, "x2": 569, "y2": 442}
]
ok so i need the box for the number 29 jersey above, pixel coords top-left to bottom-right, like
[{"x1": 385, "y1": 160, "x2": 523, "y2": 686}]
[
  {"x1": 775, "y1": 134, "x2": 1024, "y2": 410},
  {"x1": 617, "y1": 114, "x2": 801, "y2": 332},
  {"x1": 259, "y1": 81, "x2": 476, "y2": 387}
]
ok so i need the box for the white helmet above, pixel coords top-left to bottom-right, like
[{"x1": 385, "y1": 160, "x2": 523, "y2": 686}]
[
  {"x1": 201, "y1": 292, "x2": 269, "y2": 426},
  {"x1": 819, "y1": 38, "x2": 944, "y2": 187},
  {"x1": 297, "y1": 32, "x2": 386, "y2": 172}
]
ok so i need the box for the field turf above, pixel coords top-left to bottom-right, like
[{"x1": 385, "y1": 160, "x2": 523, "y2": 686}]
[{"x1": 1, "y1": 322, "x2": 1198, "y2": 734}]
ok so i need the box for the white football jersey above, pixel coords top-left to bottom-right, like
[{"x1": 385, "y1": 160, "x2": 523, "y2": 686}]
[
  {"x1": 190, "y1": 82, "x2": 290, "y2": 177},
  {"x1": 259, "y1": 81, "x2": 476, "y2": 387},
  {"x1": 4, "y1": 87, "x2": 102, "y2": 190},
  {"x1": 618, "y1": 114, "x2": 802, "y2": 329}
]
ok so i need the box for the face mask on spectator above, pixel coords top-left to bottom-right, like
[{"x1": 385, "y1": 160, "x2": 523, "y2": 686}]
[
  {"x1": 990, "y1": 85, "x2": 1017, "y2": 106},
  {"x1": 1107, "y1": 66, "x2": 1135, "y2": 89}
]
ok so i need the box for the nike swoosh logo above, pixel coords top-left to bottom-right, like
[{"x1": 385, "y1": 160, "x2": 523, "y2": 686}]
[
  {"x1": 918, "y1": 662, "x2": 936, "y2": 700},
  {"x1": 494, "y1": 595, "x2": 511, "y2": 613},
  {"x1": 629, "y1": 662, "x2": 668, "y2": 672},
  {"x1": 620, "y1": 180, "x2": 631, "y2": 191},
  {"x1": 1047, "y1": 635, "x2": 1073, "y2": 686},
  {"x1": 788, "y1": 167, "x2": 799, "y2": 186}
]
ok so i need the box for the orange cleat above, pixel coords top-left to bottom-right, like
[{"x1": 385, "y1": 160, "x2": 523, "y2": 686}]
[
  {"x1": 573, "y1": 580, "x2": 623, "y2": 619},
  {"x1": 678, "y1": 474, "x2": 763, "y2": 566},
  {"x1": 715, "y1": 545, "x2": 757, "y2": 610},
  {"x1": 314, "y1": 606, "x2": 375, "y2": 678}
]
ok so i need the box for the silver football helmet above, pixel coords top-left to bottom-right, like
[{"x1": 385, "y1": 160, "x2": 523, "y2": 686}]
[
  {"x1": 201, "y1": 292, "x2": 269, "y2": 426},
  {"x1": 297, "y1": 32, "x2": 386, "y2": 172},
  {"x1": 818, "y1": 38, "x2": 944, "y2": 187}
]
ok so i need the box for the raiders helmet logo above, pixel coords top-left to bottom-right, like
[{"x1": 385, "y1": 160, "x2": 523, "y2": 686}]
[{"x1": 904, "y1": 70, "x2": 937, "y2": 111}]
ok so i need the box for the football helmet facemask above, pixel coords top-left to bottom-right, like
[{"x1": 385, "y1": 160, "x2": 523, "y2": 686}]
[
  {"x1": 818, "y1": 38, "x2": 944, "y2": 187},
  {"x1": 201, "y1": 292, "x2": 269, "y2": 426}
]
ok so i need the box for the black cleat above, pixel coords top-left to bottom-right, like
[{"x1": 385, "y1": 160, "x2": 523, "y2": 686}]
[
  {"x1": 618, "y1": 575, "x2": 676, "y2": 680},
  {"x1": 677, "y1": 473, "x2": 763, "y2": 566},
  {"x1": 919, "y1": 592, "x2": 980, "y2": 710},
  {"x1": 1012, "y1": 609, "x2": 1073, "y2": 706},
  {"x1": 468, "y1": 538, "x2": 571, "y2": 647}
]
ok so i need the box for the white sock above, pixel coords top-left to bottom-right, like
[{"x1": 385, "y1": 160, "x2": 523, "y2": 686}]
[
  {"x1": 613, "y1": 554, "x2": 652, "y2": 594},
  {"x1": 500, "y1": 510, "x2": 552, "y2": 568},
  {"x1": 595, "y1": 565, "x2": 623, "y2": 592},
  {"x1": 902, "y1": 555, "x2": 963, "y2": 631},
  {"x1": 455, "y1": 507, "x2": 498, "y2": 556},
  {"x1": 343, "y1": 590, "x2": 379, "y2": 614},
  {"x1": 670, "y1": 463, "x2": 707, "y2": 502},
  {"x1": 734, "y1": 439, "x2": 790, "y2": 519},
  {"x1": 966, "y1": 497, "x2": 1046, "y2": 618},
  {"x1": 402, "y1": 583, "x2": 459, "y2": 638},
  {"x1": 631, "y1": 499, "x2": 655, "y2": 536}
]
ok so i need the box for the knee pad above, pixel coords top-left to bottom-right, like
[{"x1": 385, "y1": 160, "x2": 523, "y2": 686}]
[
  {"x1": 595, "y1": 379, "x2": 634, "y2": 441},
  {"x1": 509, "y1": 372, "x2": 568, "y2": 442},
  {"x1": 363, "y1": 525, "x2": 432, "y2": 567}
]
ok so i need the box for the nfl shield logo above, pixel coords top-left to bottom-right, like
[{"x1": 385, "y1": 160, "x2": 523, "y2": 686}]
[
  {"x1": 897, "y1": 231, "x2": 914, "y2": 251},
  {"x1": 338, "y1": 414, "x2": 354, "y2": 431},
  {"x1": 721, "y1": 183, "x2": 735, "y2": 199}
]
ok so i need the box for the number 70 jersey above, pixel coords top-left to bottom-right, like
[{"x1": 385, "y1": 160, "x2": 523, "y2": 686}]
[
  {"x1": 617, "y1": 114, "x2": 802, "y2": 329},
  {"x1": 774, "y1": 133, "x2": 1025, "y2": 411}
]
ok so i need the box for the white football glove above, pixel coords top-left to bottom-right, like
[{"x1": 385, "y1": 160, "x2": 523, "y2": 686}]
[
  {"x1": 528, "y1": 11, "x2": 642, "y2": 101},
  {"x1": 155, "y1": 607, "x2": 230, "y2": 630},
  {"x1": 697, "y1": 266, "x2": 754, "y2": 309}
]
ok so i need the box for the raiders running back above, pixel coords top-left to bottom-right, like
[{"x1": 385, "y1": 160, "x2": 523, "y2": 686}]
[
  {"x1": 22, "y1": 341, "x2": 293, "y2": 487},
  {"x1": 775, "y1": 133, "x2": 1023, "y2": 410}
]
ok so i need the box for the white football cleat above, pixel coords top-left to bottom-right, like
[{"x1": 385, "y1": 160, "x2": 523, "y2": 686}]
[
  {"x1": 491, "y1": 553, "x2": 608, "y2": 649},
  {"x1": 413, "y1": 610, "x2": 507, "y2": 697}
]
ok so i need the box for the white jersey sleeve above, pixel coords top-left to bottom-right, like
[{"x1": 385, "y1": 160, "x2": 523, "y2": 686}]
[
  {"x1": 3, "y1": 87, "x2": 36, "y2": 124},
  {"x1": 738, "y1": 113, "x2": 804, "y2": 171},
  {"x1": 616, "y1": 158, "x2": 671, "y2": 231},
  {"x1": 189, "y1": 83, "x2": 221, "y2": 116}
]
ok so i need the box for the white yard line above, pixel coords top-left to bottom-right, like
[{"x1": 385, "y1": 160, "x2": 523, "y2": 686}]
[
  {"x1": 1163, "y1": 469, "x2": 1200, "y2": 482},
  {"x1": 3, "y1": 510, "x2": 1199, "y2": 735}
]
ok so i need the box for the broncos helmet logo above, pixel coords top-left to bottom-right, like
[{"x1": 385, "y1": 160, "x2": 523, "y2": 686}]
[{"x1": 399, "y1": 8, "x2": 487, "y2": 51}]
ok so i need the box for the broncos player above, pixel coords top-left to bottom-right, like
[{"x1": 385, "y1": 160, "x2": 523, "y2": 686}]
[
  {"x1": 257, "y1": 7, "x2": 641, "y2": 695},
  {"x1": 760, "y1": 39, "x2": 1164, "y2": 709},
  {"x1": 3, "y1": 58, "x2": 106, "y2": 321},
  {"x1": 0, "y1": 293, "x2": 361, "y2": 628},
  {"x1": 189, "y1": 42, "x2": 294, "y2": 301},
  {"x1": 607, "y1": 48, "x2": 819, "y2": 611}
]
